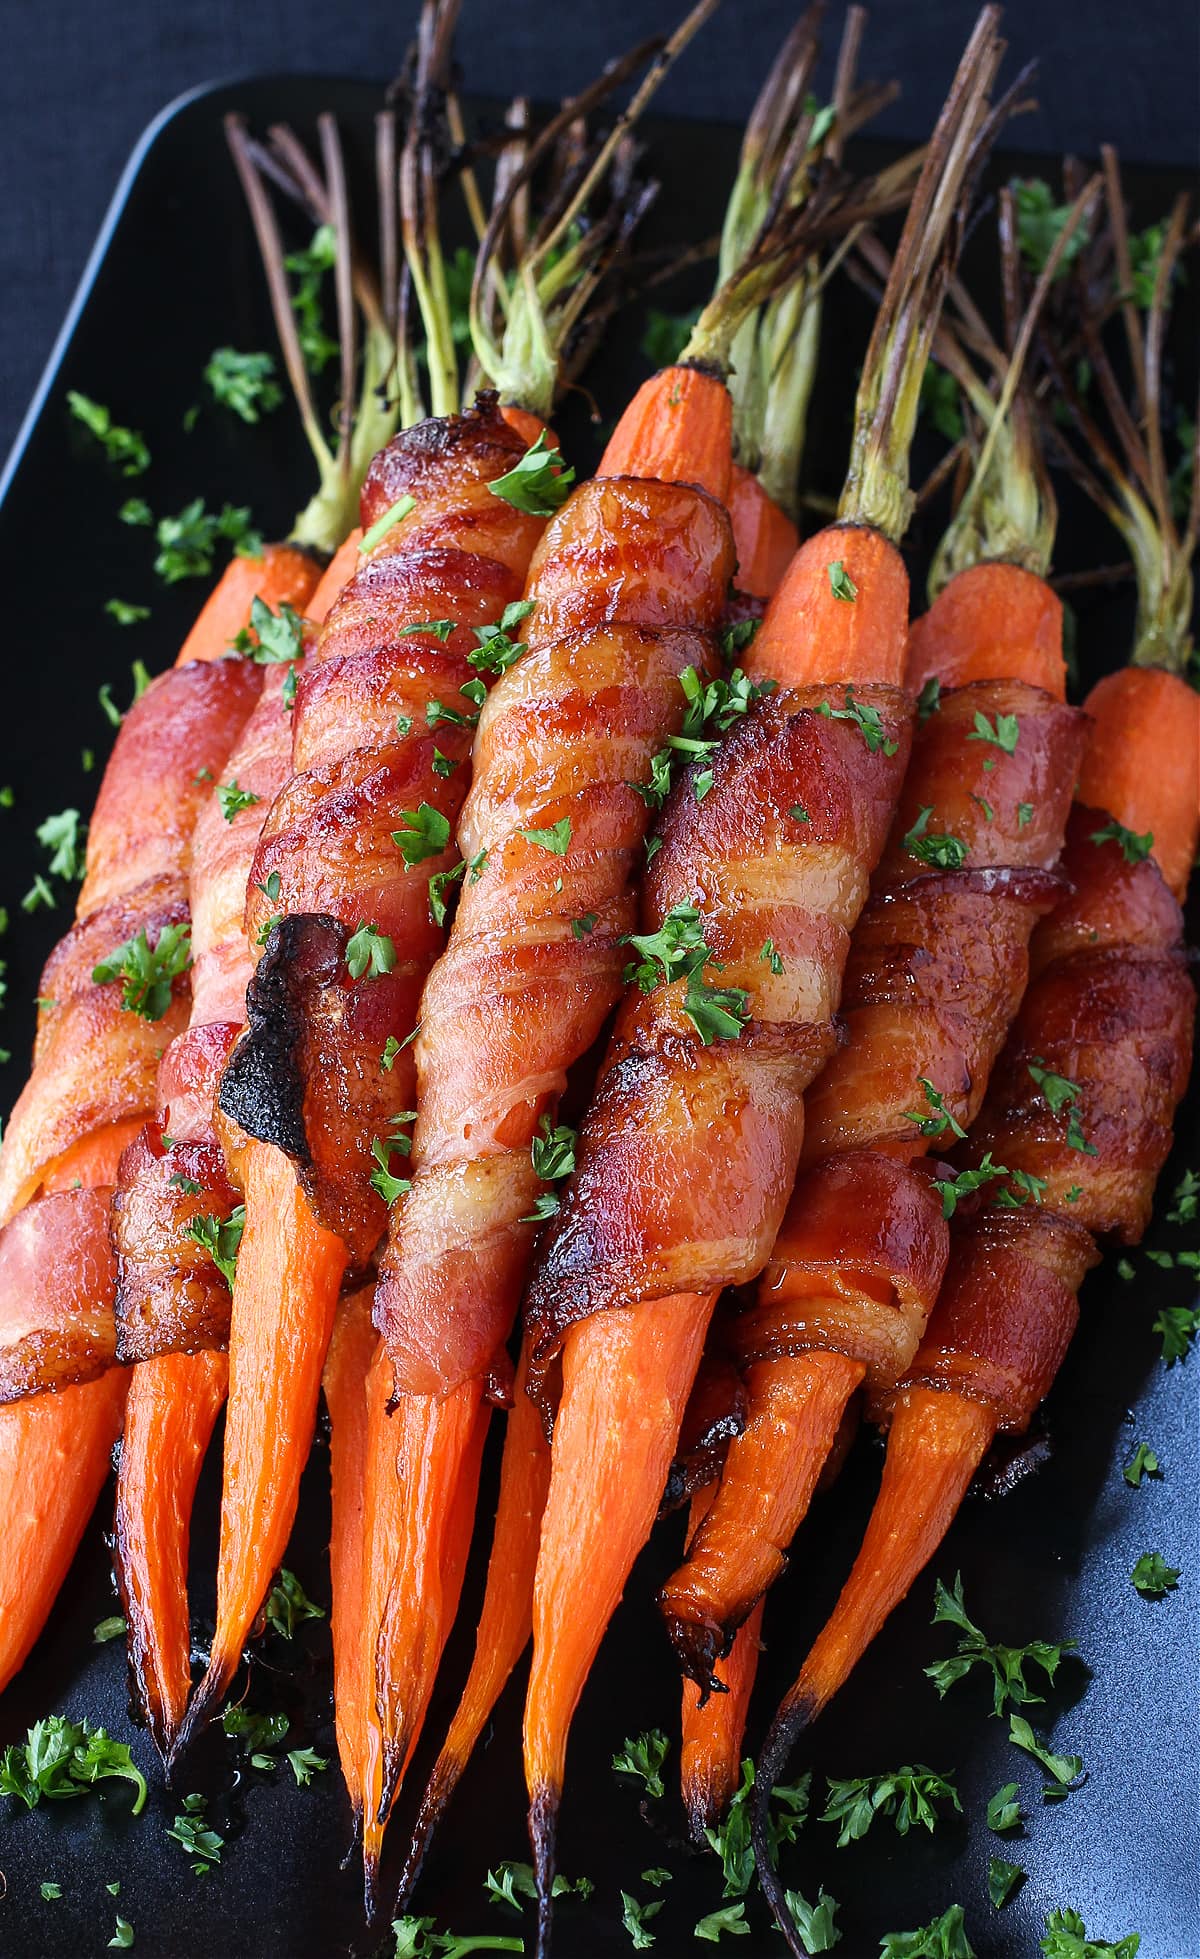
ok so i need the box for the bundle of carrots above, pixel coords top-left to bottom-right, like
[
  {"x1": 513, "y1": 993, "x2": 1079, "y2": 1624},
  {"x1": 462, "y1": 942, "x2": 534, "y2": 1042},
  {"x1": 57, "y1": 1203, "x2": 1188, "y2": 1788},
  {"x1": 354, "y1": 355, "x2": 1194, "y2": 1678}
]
[{"x1": 0, "y1": 7, "x2": 1195, "y2": 1955}]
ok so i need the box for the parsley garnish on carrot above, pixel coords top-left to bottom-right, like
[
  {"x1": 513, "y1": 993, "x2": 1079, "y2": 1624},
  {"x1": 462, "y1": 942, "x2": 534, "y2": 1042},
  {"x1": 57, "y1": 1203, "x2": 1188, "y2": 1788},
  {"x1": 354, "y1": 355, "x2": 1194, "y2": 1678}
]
[
  {"x1": 827, "y1": 559, "x2": 858, "y2": 601},
  {"x1": 92, "y1": 922, "x2": 192, "y2": 1019},
  {"x1": 488, "y1": 431, "x2": 575, "y2": 515}
]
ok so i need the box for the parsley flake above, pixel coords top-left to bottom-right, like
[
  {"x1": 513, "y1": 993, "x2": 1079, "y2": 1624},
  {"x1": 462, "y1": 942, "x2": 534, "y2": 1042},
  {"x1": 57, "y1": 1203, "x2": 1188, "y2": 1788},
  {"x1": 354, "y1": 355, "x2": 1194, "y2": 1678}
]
[
  {"x1": 265, "y1": 1567, "x2": 324, "y2": 1639},
  {"x1": 204, "y1": 347, "x2": 282, "y2": 423},
  {"x1": 183, "y1": 1206, "x2": 245, "y2": 1289},
  {"x1": 0, "y1": 1716, "x2": 147, "y2": 1814},
  {"x1": 820, "y1": 1764, "x2": 960, "y2": 1846},
  {"x1": 903, "y1": 805, "x2": 968, "y2": 870},
  {"x1": 520, "y1": 818, "x2": 572, "y2": 855},
  {"x1": 815, "y1": 685, "x2": 899, "y2": 754},
  {"x1": 105, "y1": 598, "x2": 150, "y2": 627},
  {"x1": 215, "y1": 779, "x2": 261, "y2": 822},
  {"x1": 531, "y1": 1116, "x2": 576, "y2": 1183},
  {"x1": 67, "y1": 392, "x2": 149, "y2": 476},
  {"x1": 925, "y1": 1573, "x2": 1076, "y2": 1715},
  {"x1": 393, "y1": 803, "x2": 451, "y2": 867},
  {"x1": 1090, "y1": 818, "x2": 1153, "y2": 865},
  {"x1": 166, "y1": 1791, "x2": 223, "y2": 1872},
  {"x1": 1130, "y1": 1551, "x2": 1180, "y2": 1598},
  {"x1": 828, "y1": 560, "x2": 858, "y2": 601},
  {"x1": 988, "y1": 1859, "x2": 1025, "y2": 1909},
  {"x1": 92, "y1": 922, "x2": 192, "y2": 1019},
  {"x1": 903, "y1": 1078, "x2": 966, "y2": 1141},
  {"x1": 488, "y1": 432, "x2": 575, "y2": 515},
  {"x1": 360, "y1": 494, "x2": 415, "y2": 554},
  {"x1": 1039, "y1": 1907, "x2": 1140, "y2": 1957},
  {"x1": 155, "y1": 500, "x2": 262, "y2": 582},
  {"x1": 916, "y1": 676, "x2": 942, "y2": 720}
]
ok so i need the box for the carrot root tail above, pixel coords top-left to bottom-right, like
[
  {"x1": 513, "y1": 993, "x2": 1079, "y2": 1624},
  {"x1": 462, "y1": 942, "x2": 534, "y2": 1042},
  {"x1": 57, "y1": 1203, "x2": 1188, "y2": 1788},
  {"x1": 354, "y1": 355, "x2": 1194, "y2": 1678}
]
[
  {"x1": 530, "y1": 1779, "x2": 561, "y2": 1959},
  {"x1": 395, "y1": 1752, "x2": 460, "y2": 1910}
]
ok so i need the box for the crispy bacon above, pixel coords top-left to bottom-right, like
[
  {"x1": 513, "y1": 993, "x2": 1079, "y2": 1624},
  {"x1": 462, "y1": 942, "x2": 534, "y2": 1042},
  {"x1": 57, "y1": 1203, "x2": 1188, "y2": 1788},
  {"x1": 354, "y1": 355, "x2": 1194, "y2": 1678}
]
[
  {"x1": 219, "y1": 400, "x2": 544, "y2": 1253},
  {"x1": 524, "y1": 684, "x2": 912, "y2": 1417},
  {"x1": 114, "y1": 665, "x2": 300, "y2": 1356},
  {"x1": 736, "y1": 1151, "x2": 949, "y2": 1407},
  {"x1": 802, "y1": 680, "x2": 1088, "y2": 1159},
  {"x1": 374, "y1": 477, "x2": 735, "y2": 1398},
  {"x1": 958, "y1": 810, "x2": 1195, "y2": 1241},
  {"x1": 0, "y1": 1190, "x2": 118, "y2": 1398}
]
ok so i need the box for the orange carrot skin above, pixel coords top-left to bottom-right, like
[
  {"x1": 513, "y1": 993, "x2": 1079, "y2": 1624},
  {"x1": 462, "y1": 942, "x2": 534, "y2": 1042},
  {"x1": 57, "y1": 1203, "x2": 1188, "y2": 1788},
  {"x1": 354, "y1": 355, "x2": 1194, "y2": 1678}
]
[
  {"x1": 398, "y1": 1342, "x2": 551, "y2": 1904},
  {"x1": 307, "y1": 531, "x2": 363, "y2": 624},
  {"x1": 182, "y1": 1143, "x2": 347, "y2": 1741},
  {"x1": 1077, "y1": 667, "x2": 1199, "y2": 901},
  {"x1": 680, "y1": 1483, "x2": 764, "y2": 1840},
  {"x1": 0, "y1": 1371, "x2": 129, "y2": 1694},
  {"x1": 175, "y1": 542, "x2": 320, "y2": 667},
  {"x1": 906, "y1": 560, "x2": 1066, "y2": 698},
  {"x1": 747, "y1": 523, "x2": 910, "y2": 688},
  {"x1": 728, "y1": 464, "x2": 799, "y2": 601},
  {"x1": 113, "y1": 1349, "x2": 228, "y2": 1756},
  {"x1": 323, "y1": 1288, "x2": 378, "y2": 1814},
  {"x1": 600, "y1": 365, "x2": 734, "y2": 503},
  {"x1": 526, "y1": 1291, "x2": 714, "y2": 1800}
]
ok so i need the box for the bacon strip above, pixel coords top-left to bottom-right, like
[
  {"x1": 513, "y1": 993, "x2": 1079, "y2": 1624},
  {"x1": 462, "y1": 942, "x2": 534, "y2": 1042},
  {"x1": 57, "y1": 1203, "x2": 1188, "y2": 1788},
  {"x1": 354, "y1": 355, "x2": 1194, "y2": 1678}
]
[
  {"x1": 524, "y1": 683, "x2": 912, "y2": 1417},
  {"x1": 374, "y1": 476, "x2": 735, "y2": 1397},
  {"x1": 218, "y1": 399, "x2": 544, "y2": 1264}
]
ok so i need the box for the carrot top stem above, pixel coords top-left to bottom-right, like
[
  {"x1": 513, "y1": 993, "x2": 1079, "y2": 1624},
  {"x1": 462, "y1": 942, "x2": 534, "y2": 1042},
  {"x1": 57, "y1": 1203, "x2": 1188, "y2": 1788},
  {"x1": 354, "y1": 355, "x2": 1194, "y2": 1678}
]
[
  {"x1": 1041, "y1": 163, "x2": 1197, "y2": 676},
  {"x1": 838, "y1": 7, "x2": 1006, "y2": 542},
  {"x1": 470, "y1": 1, "x2": 717, "y2": 419},
  {"x1": 225, "y1": 112, "x2": 401, "y2": 555},
  {"x1": 927, "y1": 175, "x2": 1101, "y2": 593}
]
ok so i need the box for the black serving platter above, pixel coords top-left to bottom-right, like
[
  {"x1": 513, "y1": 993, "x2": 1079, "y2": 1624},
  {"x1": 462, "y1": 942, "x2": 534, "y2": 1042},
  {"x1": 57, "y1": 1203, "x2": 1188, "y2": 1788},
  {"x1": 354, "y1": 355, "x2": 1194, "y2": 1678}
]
[{"x1": 0, "y1": 74, "x2": 1196, "y2": 1959}]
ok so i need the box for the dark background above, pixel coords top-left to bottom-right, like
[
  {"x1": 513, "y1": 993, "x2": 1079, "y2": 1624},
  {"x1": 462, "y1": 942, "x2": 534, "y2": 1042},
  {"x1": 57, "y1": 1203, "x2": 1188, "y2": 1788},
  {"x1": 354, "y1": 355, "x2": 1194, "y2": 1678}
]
[{"x1": 1, "y1": 0, "x2": 1198, "y2": 468}]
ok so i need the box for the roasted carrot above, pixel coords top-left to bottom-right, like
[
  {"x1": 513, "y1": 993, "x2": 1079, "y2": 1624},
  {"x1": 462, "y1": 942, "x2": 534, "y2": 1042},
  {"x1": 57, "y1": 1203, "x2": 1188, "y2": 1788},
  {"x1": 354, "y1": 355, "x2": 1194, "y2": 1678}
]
[
  {"x1": 323, "y1": 1288, "x2": 379, "y2": 1821},
  {"x1": 398, "y1": 1342, "x2": 550, "y2": 1905},
  {"x1": 752, "y1": 177, "x2": 1198, "y2": 1954},
  {"x1": 171, "y1": 1146, "x2": 347, "y2": 1754},
  {"x1": 307, "y1": 529, "x2": 364, "y2": 624},
  {"x1": 680, "y1": 1486, "x2": 764, "y2": 1840},
  {"x1": 113, "y1": 1350, "x2": 228, "y2": 1754},
  {"x1": 175, "y1": 542, "x2": 319, "y2": 667},
  {"x1": 728, "y1": 464, "x2": 799, "y2": 599},
  {"x1": 1075, "y1": 665, "x2": 1199, "y2": 900},
  {"x1": 659, "y1": 178, "x2": 1099, "y2": 1711},
  {"x1": 520, "y1": 21, "x2": 1007, "y2": 1938}
]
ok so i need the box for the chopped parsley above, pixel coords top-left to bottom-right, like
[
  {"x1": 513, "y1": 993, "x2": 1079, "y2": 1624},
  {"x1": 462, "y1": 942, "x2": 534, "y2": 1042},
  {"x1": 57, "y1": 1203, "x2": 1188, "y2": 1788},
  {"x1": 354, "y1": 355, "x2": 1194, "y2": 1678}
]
[
  {"x1": 1039, "y1": 1908, "x2": 1140, "y2": 1957},
  {"x1": 967, "y1": 709, "x2": 1019, "y2": 763},
  {"x1": 1167, "y1": 1168, "x2": 1199, "y2": 1223},
  {"x1": 166, "y1": 1791, "x2": 223, "y2": 1873},
  {"x1": 265, "y1": 1567, "x2": 324, "y2": 1639},
  {"x1": 222, "y1": 1704, "x2": 290, "y2": 1767},
  {"x1": 105, "y1": 598, "x2": 150, "y2": 626},
  {"x1": 1123, "y1": 1442, "x2": 1161, "y2": 1487},
  {"x1": 215, "y1": 779, "x2": 261, "y2": 822},
  {"x1": 108, "y1": 1915, "x2": 135, "y2": 1948},
  {"x1": 119, "y1": 496, "x2": 152, "y2": 526},
  {"x1": 704, "y1": 1758, "x2": 808, "y2": 1898},
  {"x1": 815, "y1": 685, "x2": 899, "y2": 755},
  {"x1": 182, "y1": 1206, "x2": 246, "y2": 1289},
  {"x1": 393, "y1": 803, "x2": 452, "y2": 868},
  {"x1": 392, "y1": 1916, "x2": 523, "y2": 1956},
  {"x1": 154, "y1": 500, "x2": 263, "y2": 582},
  {"x1": 1129, "y1": 1551, "x2": 1180, "y2": 1598},
  {"x1": 988, "y1": 1859, "x2": 1025, "y2": 1909},
  {"x1": 987, "y1": 1783, "x2": 1022, "y2": 1832},
  {"x1": 531, "y1": 1116, "x2": 576, "y2": 1183},
  {"x1": 759, "y1": 938, "x2": 784, "y2": 976},
  {"x1": 284, "y1": 225, "x2": 338, "y2": 372},
  {"x1": 827, "y1": 559, "x2": 858, "y2": 601},
  {"x1": 204, "y1": 346, "x2": 282, "y2": 423},
  {"x1": 286, "y1": 1746, "x2": 328, "y2": 1787},
  {"x1": 22, "y1": 874, "x2": 56, "y2": 913},
  {"x1": 938, "y1": 1154, "x2": 1007, "y2": 1218},
  {"x1": 40, "y1": 1881, "x2": 62, "y2": 1901},
  {"x1": 483, "y1": 1859, "x2": 592, "y2": 1909},
  {"x1": 520, "y1": 817, "x2": 572, "y2": 855},
  {"x1": 924, "y1": 1572, "x2": 1076, "y2": 1715},
  {"x1": 878, "y1": 1904, "x2": 976, "y2": 1959},
  {"x1": 1027, "y1": 1058, "x2": 1096, "y2": 1155},
  {"x1": 467, "y1": 599, "x2": 536, "y2": 675},
  {"x1": 242, "y1": 594, "x2": 305, "y2": 665},
  {"x1": 782, "y1": 1886, "x2": 841, "y2": 1953},
  {"x1": 1018, "y1": 802, "x2": 1034, "y2": 827},
  {"x1": 428, "y1": 861, "x2": 466, "y2": 928},
  {"x1": 1014, "y1": 178, "x2": 1092, "y2": 279},
  {"x1": 92, "y1": 1616, "x2": 126, "y2": 1644},
  {"x1": 903, "y1": 1078, "x2": 966, "y2": 1141},
  {"x1": 916, "y1": 676, "x2": 942, "y2": 721},
  {"x1": 66, "y1": 392, "x2": 150, "y2": 475},
  {"x1": 1153, "y1": 1303, "x2": 1200, "y2": 1363},
  {"x1": 431, "y1": 748, "x2": 457, "y2": 779},
  {"x1": 488, "y1": 431, "x2": 575, "y2": 515},
  {"x1": 1008, "y1": 1714, "x2": 1083, "y2": 1793},
  {"x1": 820, "y1": 1764, "x2": 960, "y2": 1846},
  {"x1": 572, "y1": 912, "x2": 598, "y2": 940},
  {"x1": 427, "y1": 697, "x2": 477, "y2": 731},
  {"x1": 0, "y1": 1716, "x2": 147, "y2": 1813},
  {"x1": 622, "y1": 903, "x2": 748, "y2": 1045},
  {"x1": 612, "y1": 1729, "x2": 669, "y2": 1799},
  {"x1": 1090, "y1": 818, "x2": 1153, "y2": 865},
  {"x1": 620, "y1": 1890, "x2": 663, "y2": 1948},
  {"x1": 37, "y1": 808, "x2": 85, "y2": 881},
  {"x1": 370, "y1": 1123, "x2": 414, "y2": 1206},
  {"x1": 903, "y1": 805, "x2": 968, "y2": 870},
  {"x1": 720, "y1": 617, "x2": 761, "y2": 663},
  {"x1": 92, "y1": 922, "x2": 192, "y2": 1019},
  {"x1": 694, "y1": 1901, "x2": 748, "y2": 1941},
  {"x1": 519, "y1": 1191, "x2": 561, "y2": 1225},
  {"x1": 399, "y1": 619, "x2": 455, "y2": 642},
  {"x1": 345, "y1": 922, "x2": 397, "y2": 980}
]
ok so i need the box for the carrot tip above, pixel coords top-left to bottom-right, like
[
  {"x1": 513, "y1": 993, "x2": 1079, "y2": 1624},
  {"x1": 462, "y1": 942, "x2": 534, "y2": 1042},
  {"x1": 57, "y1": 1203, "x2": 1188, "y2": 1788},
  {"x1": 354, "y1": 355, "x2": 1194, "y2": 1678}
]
[
  {"x1": 683, "y1": 1771, "x2": 724, "y2": 1844},
  {"x1": 661, "y1": 1605, "x2": 735, "y2": 1702},
  {"x1": 167, "y1": 1656, "x2": 234, "y2": 1771},
  {"x1": 751, "y1": 1694, "x2": 819, "y2": 1958},
  {"x1": 363, "y1": 1834, "x2": 383, "y2": 1926},
  {"x1": 529, "y1": 1780, "x2": 561, "y2": 1959},
  {"x1": 396, "y1": 1755, "x2": 458, "y2": 1909}
]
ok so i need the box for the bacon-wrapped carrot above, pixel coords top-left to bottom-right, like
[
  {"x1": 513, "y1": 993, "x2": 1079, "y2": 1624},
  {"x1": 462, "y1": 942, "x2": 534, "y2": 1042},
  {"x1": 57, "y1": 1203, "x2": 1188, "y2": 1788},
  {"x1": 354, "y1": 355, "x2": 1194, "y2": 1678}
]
[
  {"x1": 751, "y1": 173, "x2": 1199, "y2": 1956},
  {"x1": 517, "y1": 18, "x2": 1009, "y2": 1945},
  {"x1": 106, "y1": 111, "x2": 409, "y2": 1761},
  {"x1": 659, "y1": 181, "x2": 1098, "y2": 1715},
  {"x1": 0, "y1": 549, "x2": 297, "y2": 1692},
  {"x1": 377, "y1": 20, "x2": 924, "y2": 1904},
  {"x1": 175, "y1": 10, "x2": 665, "y2": 1799}
]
